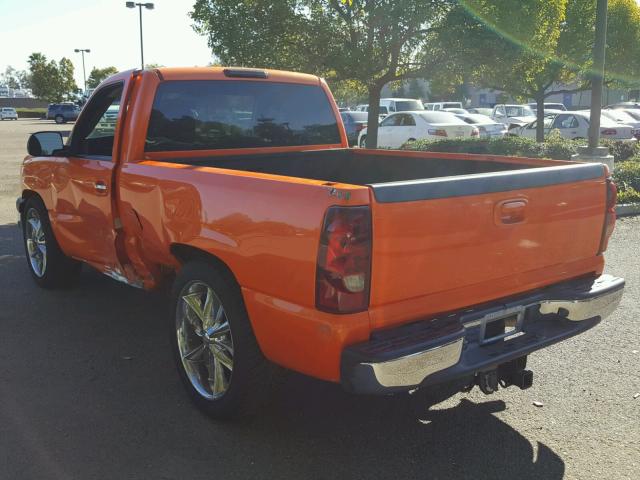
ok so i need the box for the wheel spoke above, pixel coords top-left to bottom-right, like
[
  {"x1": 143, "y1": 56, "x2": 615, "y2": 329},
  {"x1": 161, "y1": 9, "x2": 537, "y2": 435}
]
[
  {"x1": 205, "y1": 321, "x2": 230, "y2": 339},
  {"x1": 209, "y1": 355, "x2": 228, "y2": 395},
  {"x1": 210, "y1": 344, "x2": 233, "y2": 371},
  {"x1": 217, "y1": 337, "x2": 234, "y2": 357},
  {"x1": 214, "y1": 303, "x2": 225, "y2": 324},
  {"x1": 182, "y1": 343, "x2": 207, "y2": 362},
  {"x1": 26, "y1": 238, "x2": 36, "y2": 256},
  {"x1": 202, "y1": 287, "x2": 215, "y2": 328},
  {"x1": 182, "y1": 292, "x2": 206, "y2": 323},
  {"x1": 27, "y1": 218, "x2": 40, "y2": 237}
]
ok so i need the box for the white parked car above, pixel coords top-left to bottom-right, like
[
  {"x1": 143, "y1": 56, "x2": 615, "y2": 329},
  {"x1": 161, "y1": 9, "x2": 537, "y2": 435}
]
[
  {"x1": 599, "y1": 109, "x2": 640, "y2": 131},
  {"x1": 353, "y1": 104, "x2": 389, "y2": 119},
  {"x1": 443, "y1": 108, "x2": 469, "y2": 115},
  {"x1": 491, "y1": 104, "x2": 536, "y2": 130},
  {"x1": 424, "y1": 101, "x2": 463, "y2": 111},
  {"x1": 379, "y1": 98, "x2": 424, "y2": 113},
  {"x1": 0, "y1": 107, "x2": 18, "y2": 120},
  {"x1": 358, "y1": 111, "x2": 479, "y2": 148},
  {"x1": 527, "y1": 102, "x2": 567, "y2": 112},
  {"x1": 514, "y1": 111, "x2": 637, "y2": 140},
  {"x1": 455, "y1": 113, "x2": 507, "y2": 138},
  {"x1": 617, "y1": 109, "x2": 640, "y2": 121}
]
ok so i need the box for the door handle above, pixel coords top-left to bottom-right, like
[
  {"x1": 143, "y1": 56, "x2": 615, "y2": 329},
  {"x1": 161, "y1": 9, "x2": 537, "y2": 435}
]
[
  {"x1": 495, "y1": 199, "x2": 527, "y2": 225},
  {"x1": 95, "y1": 181, "x2": 108, "y2": 193}
]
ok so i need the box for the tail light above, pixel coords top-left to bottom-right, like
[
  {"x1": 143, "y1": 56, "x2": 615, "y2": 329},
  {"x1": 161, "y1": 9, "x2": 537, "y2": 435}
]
[
  {"x1": 598, "y1": 178, "x2": 617, "y2": 254},
  {"x1": 428, "y1": 129, "x2": 448, "y2": 137},
  {"x1": 471, "y1": 127, "x2": 480, "y2": 137},
  {"x1": 316, "y1": 206, "x2": 372, "y2": 314},
  {"x1": 601, "y1": 129, "x2": 617, "y2": 136}
]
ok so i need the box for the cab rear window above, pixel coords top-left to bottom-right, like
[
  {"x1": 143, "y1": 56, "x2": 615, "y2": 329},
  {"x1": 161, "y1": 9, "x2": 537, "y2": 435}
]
[{"x1": 145, "y1": 80, "x2": 341, "y2": 151}]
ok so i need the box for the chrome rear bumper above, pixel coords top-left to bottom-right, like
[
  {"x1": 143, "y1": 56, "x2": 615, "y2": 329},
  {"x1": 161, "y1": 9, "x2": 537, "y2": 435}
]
[{"x1": 341, "y1": 274, "x2": 624, "y2": 394}]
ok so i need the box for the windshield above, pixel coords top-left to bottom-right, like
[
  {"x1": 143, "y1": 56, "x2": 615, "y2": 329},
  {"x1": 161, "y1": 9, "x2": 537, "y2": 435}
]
[
  {"x1": 346, "y1": 112, "x2": 368, "y2": 121},
  {"x1": 395, "y1": 100, "x2": 424, "y2": 111},
  {"x1": 603, "y1": 110, "x2": 636, "y2": 123}
]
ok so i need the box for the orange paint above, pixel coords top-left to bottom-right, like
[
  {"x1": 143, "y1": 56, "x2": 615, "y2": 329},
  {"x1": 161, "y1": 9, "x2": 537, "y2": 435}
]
[{"x1": 21, "y1": 67, "x2": 614, "y2": 382}]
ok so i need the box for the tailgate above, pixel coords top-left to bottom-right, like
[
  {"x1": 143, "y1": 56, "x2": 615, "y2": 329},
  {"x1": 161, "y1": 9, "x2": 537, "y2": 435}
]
[{"x1": 367, "y1": 163, "x2": 608, "y2": 329}]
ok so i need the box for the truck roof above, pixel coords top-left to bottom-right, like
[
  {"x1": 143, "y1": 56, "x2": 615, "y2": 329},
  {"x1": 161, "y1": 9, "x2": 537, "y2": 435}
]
[{"x1": 153, "y1": 67, "x2": 321, "y2": 85}]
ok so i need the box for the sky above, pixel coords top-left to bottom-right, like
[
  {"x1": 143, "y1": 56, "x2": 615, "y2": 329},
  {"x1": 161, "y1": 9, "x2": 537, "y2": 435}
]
[{"x1": 0, "y1": 0, "x2": 214, "y2": 88}]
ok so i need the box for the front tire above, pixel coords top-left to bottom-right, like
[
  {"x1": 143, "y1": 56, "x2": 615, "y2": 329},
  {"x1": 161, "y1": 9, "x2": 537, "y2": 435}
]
[
  {"x1": 359, "y1": 135, "x2": 367, "y2": 148},
  {"x1": 21, "y1": 196, "x2": 81, "y2": 288},
  {"x1": 170, "y1": 261, "x2": 272, "y2": 419},
  {"x1": 54, "y1": 115, "x2": 65, "y2": 124}
]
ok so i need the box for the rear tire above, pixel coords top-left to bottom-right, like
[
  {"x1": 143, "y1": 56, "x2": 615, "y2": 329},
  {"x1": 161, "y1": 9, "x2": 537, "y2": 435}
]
[
  {"x1": 170, "y1": 261, "x2": 273, "y2": 419},
  {"x1": 359, "y1": 135, "x2": 367, "y2": 148},
  {"x1": 21, "y1": 196, "x2": 81, "y2": 288},
  {"x1": 55, "y1": 115, "x2": 65, "y2": 124}
]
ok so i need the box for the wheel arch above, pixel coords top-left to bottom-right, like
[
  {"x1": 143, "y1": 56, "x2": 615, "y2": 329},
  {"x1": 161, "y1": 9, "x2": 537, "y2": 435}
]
[
  {"x1": 170, "y1": 243, "x2": 241, "y2": 289},
  {"x1": 169, "y1": 242, "x2": 269, "y2": 356},
  {"x1": 19, "y1": 190, "x2": 44, "y2": 217}
]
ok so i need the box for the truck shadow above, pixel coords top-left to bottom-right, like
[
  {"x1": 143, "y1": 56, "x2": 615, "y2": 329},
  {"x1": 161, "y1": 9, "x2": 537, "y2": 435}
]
[{"x1": 0, "y1": 222, "x2": 564, "y2": 480}]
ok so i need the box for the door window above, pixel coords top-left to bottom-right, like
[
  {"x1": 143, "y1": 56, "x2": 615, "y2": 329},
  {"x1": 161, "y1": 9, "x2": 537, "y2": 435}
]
[
  {"x1": 70, "y1": 82, "x2": 124, "y2": 158},
  {"x1": 553, "y1": 114, "x2": 578, "y2": 129},
  {"x1": 380, "y1": 114, "x2": 401, "y2": 127},
  {"x1": 399, "y1": 114, "x2": 416, "y2": 126}
]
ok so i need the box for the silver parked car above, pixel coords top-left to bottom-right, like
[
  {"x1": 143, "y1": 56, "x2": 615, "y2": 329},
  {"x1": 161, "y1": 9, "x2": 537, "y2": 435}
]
[
  {"x1": 455, "y1": 113, "x2": 507, "y2": 138},
  {"x1": 0, "y1": 107, "x2": 18, "y2": 120}
]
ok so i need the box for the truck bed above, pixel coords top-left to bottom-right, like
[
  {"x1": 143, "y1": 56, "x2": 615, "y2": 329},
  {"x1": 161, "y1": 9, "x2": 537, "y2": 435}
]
[{"x1": 155, "y1": 148, "x2": 536, "y2": 186}]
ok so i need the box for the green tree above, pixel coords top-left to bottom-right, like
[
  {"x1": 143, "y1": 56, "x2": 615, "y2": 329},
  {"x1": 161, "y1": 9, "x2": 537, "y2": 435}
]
[
  {"x1": 436, "y1": 0, "x2": 640, "y2": 141},
  {"x1": 28, "y1": 53, "x2": 78, "y2": 103},
  {"x1": 406, "y1": 78, "x2": 425, "y2": 100},
  {"x1": 86, "y1": 66, "x2": 119, "y2": 88},
  {"x1": 1, "y1": 66, "x2": 20, "y2": 89},
  {"x1": 190, "y1": 0, "x2": 452, "y2": 148},
  {"x1": 328, "y1": 78, "x2": 367, "y2": 107}
]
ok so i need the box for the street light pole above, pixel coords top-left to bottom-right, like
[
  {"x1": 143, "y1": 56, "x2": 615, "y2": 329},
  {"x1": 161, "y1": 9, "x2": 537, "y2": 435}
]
[
  {"x1": 588, "y1": 0, "x2": 609, "y2": 151},
  {"x1": 74, "y1": 48, "x2": 90, "y2": 93},
  {"x1": 126, "y1": 2, "x2": 155, "y2": 70}
]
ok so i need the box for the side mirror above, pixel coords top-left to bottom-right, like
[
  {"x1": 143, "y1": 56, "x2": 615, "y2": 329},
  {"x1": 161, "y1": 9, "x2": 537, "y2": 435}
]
[{"x1": 27, "y1": 132, "x2": 65, "y2": 156}]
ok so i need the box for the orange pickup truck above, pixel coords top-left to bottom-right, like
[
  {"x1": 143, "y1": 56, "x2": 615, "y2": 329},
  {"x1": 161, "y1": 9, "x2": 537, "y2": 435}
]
[{"x1": 18, "y1": 67, "x2": 624, "y2": 418}]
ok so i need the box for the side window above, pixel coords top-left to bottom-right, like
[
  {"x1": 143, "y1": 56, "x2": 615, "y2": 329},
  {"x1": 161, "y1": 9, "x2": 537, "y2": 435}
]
[
  {"x1": 400, "y1": 114, "x2": 416, "y2": 126},
  {"x1": 340, "y1": 113, "x2": 351, "y2": 125},
  {"x1": 497, "y1": 106, "x2": 506, "y2": 116},
  {"x1": 434, "y1": 104, "x2": 441, "y2": 111},
  {"x1": 553, "y1": 114, "x2": 576, "y2": 129},
  {"x1": 70, "y1": 82, "x2": 124, "y2": 158},
  {"x1": 380, "y1": 114, "x2": 400, "y2": 127}
]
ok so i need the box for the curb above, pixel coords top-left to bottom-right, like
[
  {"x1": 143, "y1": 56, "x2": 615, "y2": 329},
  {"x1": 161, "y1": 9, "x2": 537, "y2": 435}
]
[{"x1": 616, "y1": 203, "x2": 640, "y2": 217}]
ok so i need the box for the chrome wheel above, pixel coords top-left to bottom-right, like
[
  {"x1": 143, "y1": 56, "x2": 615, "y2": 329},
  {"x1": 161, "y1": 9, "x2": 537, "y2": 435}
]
[
  {"x1": 25, "y1": 207, "x2": 47, "y2": 277},
  {"x1": 176, "y1": 281, "x2": 234, "y2": 400}
]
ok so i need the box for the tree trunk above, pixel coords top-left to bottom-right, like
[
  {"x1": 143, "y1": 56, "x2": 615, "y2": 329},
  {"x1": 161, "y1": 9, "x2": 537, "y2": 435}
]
[
  {"x1": 365, "y1": 84, "x2": 383, "y2": 149},
  {"x1": 535, "y1": 94, "x2": 546, "y2": 143}
]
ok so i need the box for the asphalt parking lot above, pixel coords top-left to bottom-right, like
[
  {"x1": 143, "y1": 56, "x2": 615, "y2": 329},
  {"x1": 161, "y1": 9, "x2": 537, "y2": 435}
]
[{"x1": 0, "y1": 119, "x2": 638, "y2": 479}]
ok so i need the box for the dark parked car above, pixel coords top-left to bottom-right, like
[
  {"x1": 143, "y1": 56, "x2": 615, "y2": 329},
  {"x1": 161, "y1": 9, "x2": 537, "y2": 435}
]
[
  {"x1": 340, "y1": 111, "x2": 368, "y2": 146},
  {"x1": 47, "y1": 103, "x2": 81, "y2": 124}
]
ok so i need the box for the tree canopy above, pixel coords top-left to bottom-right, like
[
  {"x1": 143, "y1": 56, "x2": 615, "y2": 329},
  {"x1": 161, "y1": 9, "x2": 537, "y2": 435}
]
[
  {"x1": 434, "y1": 0, "x2": 640, "y2": 140},
  {"x1": 86, "y1": 66, "x2": 119, "y2": 89},
  {"x1": 191, "y1": 0, "x2": 452, "y2": 147},
  {"x1": 27, "y1": 53, "x2": 78, "y2": 103}
]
